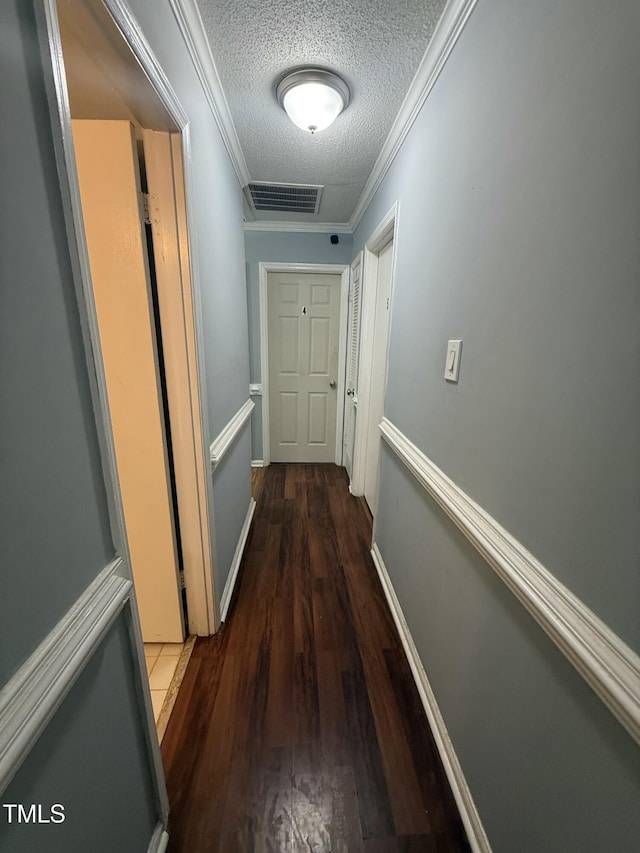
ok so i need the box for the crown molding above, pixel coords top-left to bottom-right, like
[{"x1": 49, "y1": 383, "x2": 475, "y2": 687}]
[
  {"x1": 244, "y1": 220, "x2": 353, "y2": 234},
  {"x1": 167, "y1": 0, "x2": 250, "y2": 186},
  {"x1": 349, "y1": 0, "x2": 479, "y2": 232}
]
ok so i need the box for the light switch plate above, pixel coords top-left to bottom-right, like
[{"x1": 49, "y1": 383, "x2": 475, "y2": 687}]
[
  {"x1": 249, "y1": 383, "x2": 262, "y2": 396},
  {"x1": 444, "y1": 340, "x2": 462, "y2": 382}
]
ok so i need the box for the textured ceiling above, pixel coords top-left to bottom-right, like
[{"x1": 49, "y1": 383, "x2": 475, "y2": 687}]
[{"x1": 196, "y1": 0, "x2": 447, "y2": 223}]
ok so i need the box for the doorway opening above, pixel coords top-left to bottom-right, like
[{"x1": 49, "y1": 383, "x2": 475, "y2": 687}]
[
  {"x1": 259, "y1": 263, "x2": 350, "y2": 466},
  {"x1": 348, "y1": 203, "x2": 398, "y2": 526},
  {"x1": 52, "y1": 0, "x2": 214, "y2": 739}
]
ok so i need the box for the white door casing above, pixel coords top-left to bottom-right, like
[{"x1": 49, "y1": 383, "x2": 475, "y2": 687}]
[
  {"x1": 259, "y1": 263, "x2": 349, "y2": 466},
  {"x1": 40, "y1": 0, "x2": 223, "y2": 827},
  {"x1": 344, "y1": 253, "x2": 363, "y2": 482},
  {"x1": 268, "y1": 271, "x2": 341, "y2": 463},
  {"x1": 363, "y1": 239, "x2": 394, "y2": 516},
  {"x1": 55, "y1": 0, "x2": 218, "y2": 638},
  {"x1": 350, "y1": 202, "x2": 399, "y2": 514}
]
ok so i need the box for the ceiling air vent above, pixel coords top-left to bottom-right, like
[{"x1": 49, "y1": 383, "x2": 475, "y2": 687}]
[{"x1": 245, "y1": 182, "x2": 323, "y2": 214}]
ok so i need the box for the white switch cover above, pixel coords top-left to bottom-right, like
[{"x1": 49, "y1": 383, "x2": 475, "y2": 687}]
[{"x1": 444, "y1": 340, "x2": 462, "y2": 382}]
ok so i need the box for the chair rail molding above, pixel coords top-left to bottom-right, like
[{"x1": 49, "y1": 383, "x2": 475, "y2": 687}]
[
  {"x1": 0, "y1": 560, "x2": 131, "y2": 795},
  {"x1": 379, "y1": 417, "x2": 640, "y2": 746},
  {"x1": 371, "y1": 543, "x2": 491, "y2": 852},
  {"x1": 210, "y1": 399, "x2": 255, "y2": 471}
]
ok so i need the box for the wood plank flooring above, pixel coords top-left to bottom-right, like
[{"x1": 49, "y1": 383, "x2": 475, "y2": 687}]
[{"x1": 162, "y1": 464, "x2": 470, "y2": 852}]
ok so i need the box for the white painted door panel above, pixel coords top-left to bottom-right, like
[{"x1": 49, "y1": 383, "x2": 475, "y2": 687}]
[{"x1": 268, "y1": 272, "x2": 341, "y2": 462}]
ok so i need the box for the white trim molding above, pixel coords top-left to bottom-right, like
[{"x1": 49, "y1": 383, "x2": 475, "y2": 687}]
[
  {"x1": 379, "y1": 417, "x2": 640, "y2": 746},
  {"x1": 220, "y1": 498, "x2": 256, "y2": 621},
  {"x1": 147, "y1": 823, "x2": 170, "y2": 853},
  {"x1": 210, "y1": 399, "x2": 254, "y2": 471},
  {"x1": 349, "y1": 0, "x2": 478, "y2": 231},
  {"x1": 371, "y1": 544, "x2": 491, "y2": 852},
  {"x1": 105, "y1": 0, "x2": 189, "y2": 127},
  {"x1": 350, "y1": 203, "x2": 399, "y2": 500},
  {"x1": 0, "y1": 560, "x2": 131, "y2": 795},
  {"x1": 167, "y1": 0, "x2": 250, "y2": 186},
  {"x1": 244, "y1": 221, "x2": 352, "y2": 234}
]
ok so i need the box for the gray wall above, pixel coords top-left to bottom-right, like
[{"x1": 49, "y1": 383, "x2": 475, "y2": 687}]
[
  {"x1": 0, "y1": 1, "x2": 158, "y2": 848},
  {"x1": 352, "y1": 0, "x2": 640, "y2": 849},
  {"x1": 213, "y1": 428, "x2": 252, "y2": 596},
  {"x1": 244, "y1": 230, "x2": 353, "y2": 458},
  {"x1": 0, "y1": 617, "x2": 157, "y2": 853},
  {"x1": 128, "y1": 0, "x2": 252, "y2": 609}
]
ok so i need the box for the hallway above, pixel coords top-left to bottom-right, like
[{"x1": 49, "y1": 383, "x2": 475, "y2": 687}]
[{"x1": 161, "y1": 464, "x2": 469, "y2": 852}]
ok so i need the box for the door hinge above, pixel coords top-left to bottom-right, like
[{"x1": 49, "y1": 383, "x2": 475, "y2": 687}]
[
  {"x1": 180, "y1": 570, "x2": 186, "y2": 590},
  {"x1": 141, "y1": 192, "x2": 152, "y2": 225}
]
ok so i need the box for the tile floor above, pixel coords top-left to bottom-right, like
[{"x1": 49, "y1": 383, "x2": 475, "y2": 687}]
[{"x1": 144, "y1": 642, "x2": 186, "y2": 723}]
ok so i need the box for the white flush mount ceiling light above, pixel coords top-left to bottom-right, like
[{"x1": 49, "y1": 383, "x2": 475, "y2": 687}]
[{"x1": 276, "y1": 68, "x2": 350, "y2": 134}]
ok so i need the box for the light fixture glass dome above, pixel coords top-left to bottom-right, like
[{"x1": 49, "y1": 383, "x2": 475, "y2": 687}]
[{"x1": 276, "y1": 68, "x2": 350, "y2": 134}]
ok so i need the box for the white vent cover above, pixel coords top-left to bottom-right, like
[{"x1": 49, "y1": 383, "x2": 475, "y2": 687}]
[{"x1": 245, "y1": 182, "x2": 323, "y2": 214}]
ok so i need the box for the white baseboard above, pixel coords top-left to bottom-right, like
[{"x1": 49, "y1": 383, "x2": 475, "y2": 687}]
[
  {"x1": 371, "y1": 543, "x2": 491, "y2": 853},
  {"x1": 220, "y1": 498, "x2": 256, "y2": 621},
  {"x1": 251, "y1": 459, "x2": 265, "y2": 468},
  {"x1": 379, "y1": 417, "x2": 640, "y2": 746},
  {"x1": 147, "y1": 822, "x2": 169, "y2": 853}
]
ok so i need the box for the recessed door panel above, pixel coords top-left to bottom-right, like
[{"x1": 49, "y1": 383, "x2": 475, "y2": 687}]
[
  {"x1": 280, "y1": 283, "x2": 299, "y2": 303},
  {"x1": 310, "y1": 284, "x2": 330, "y2": 305},
  {"x1": 309, "y1": 317, "x2": 330, "y2": 376},
  {"x1": 308, "y1": 393, "x2": 329, "y2": 445},
  {"x1": 279, "y1": 315, "x2": 300, "y2": 374},
  {"x1": 279, "y1": 392, "x2": 299, "y2": 444}
]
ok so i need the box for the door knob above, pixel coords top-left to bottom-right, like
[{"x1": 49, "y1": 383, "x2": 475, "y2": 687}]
[
  {"x1": 329, "y1": 380, "x2": 336, "y2": 388},
  {"x1": 346, "y1": 388, "x2": 354, "y2": 397}
]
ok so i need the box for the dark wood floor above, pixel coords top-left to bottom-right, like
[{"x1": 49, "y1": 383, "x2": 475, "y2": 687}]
[{"x1": 162, "y1": 464, "x2": 470, "y2": 852}]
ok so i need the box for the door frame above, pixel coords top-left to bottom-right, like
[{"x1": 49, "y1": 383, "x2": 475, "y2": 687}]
[
  {"x1": 42, "y1": 0, "x2": 217, "y2": 637},
  {"x1": 350, "y1": 202, "x2": 400, "y2": 504},
  {"x1": 259, "y1": 262, "x2": 350, "y2": 466},
  {"x1": 343, "y1": 251, "x2": 364, "y2": 483},
  {"x1": 37, "y1": 0, "x2": 218, "y2": 827}
]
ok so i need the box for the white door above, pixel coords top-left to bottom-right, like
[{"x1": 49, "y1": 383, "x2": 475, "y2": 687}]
[
  {"x1": 73, "y1": 119, "x2": 185, "y2": 643},
  {"x1": 364, "y1": 239, "x2": 394, "y2": 516},
  {"x1": 344, "y1": 255, "x2": 362, "y2": 481},
  {"x1": 143, "y1": 130, "x2": 214, "y2": 636},
  {"x1": 268, "y1": 271, "x2": 341, "y2": 462}
]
